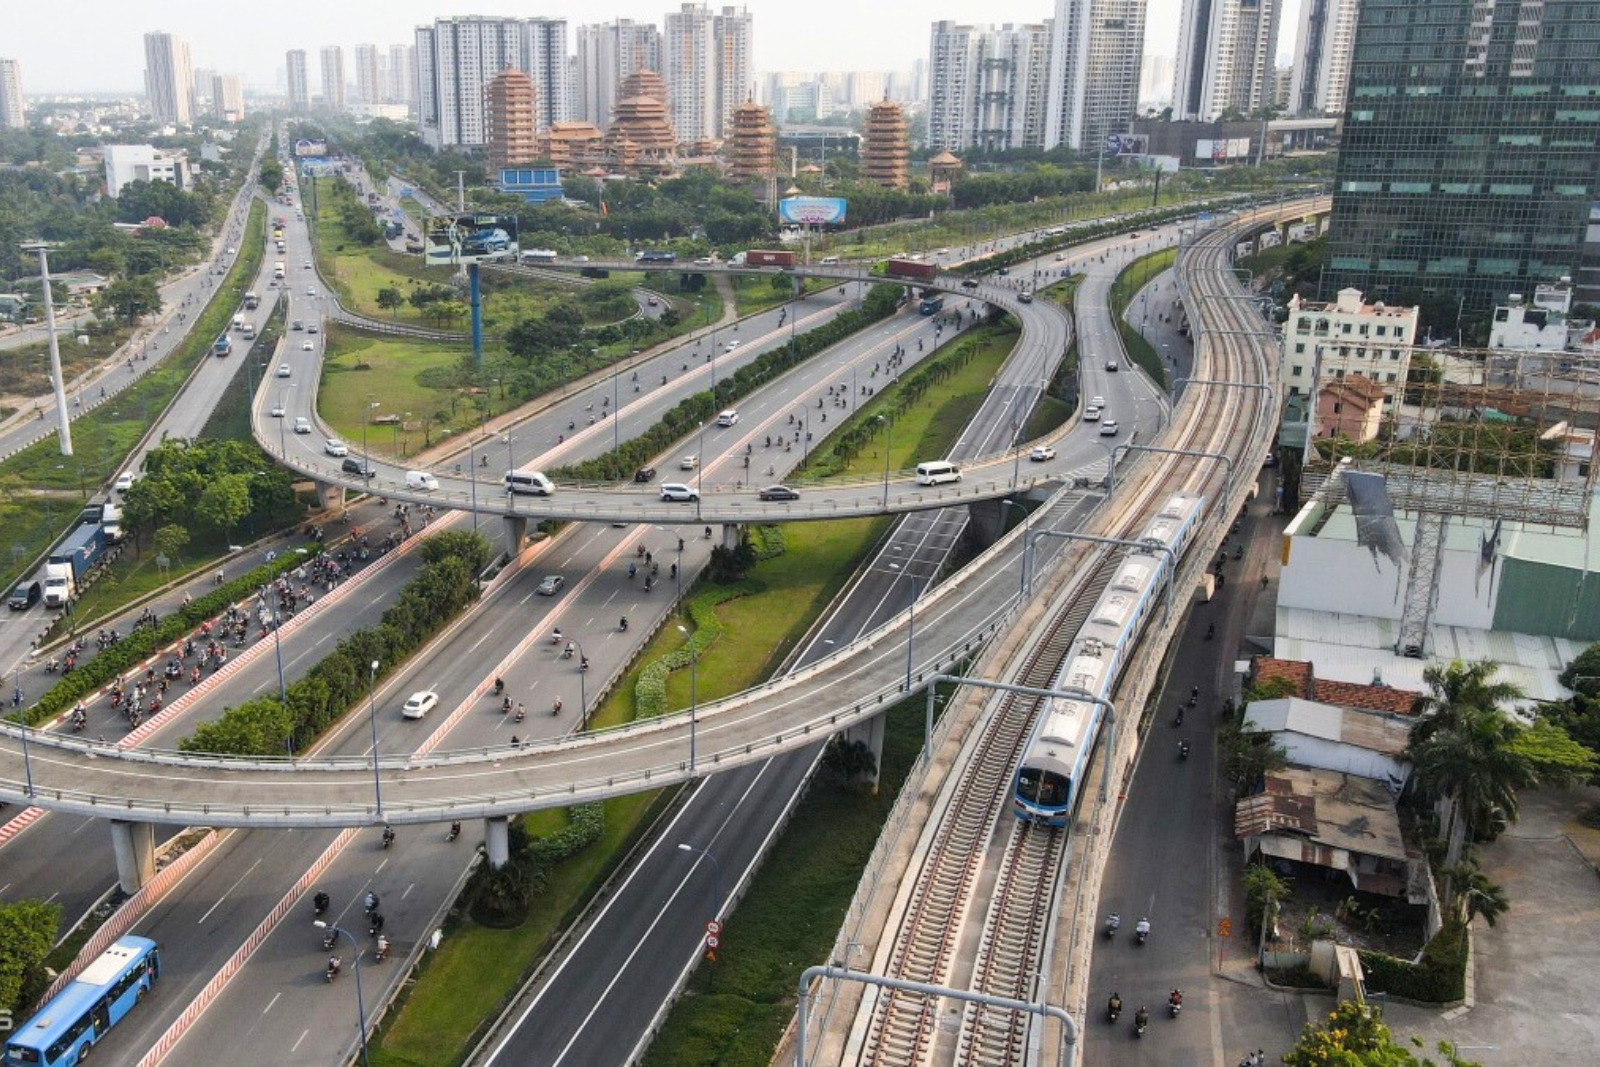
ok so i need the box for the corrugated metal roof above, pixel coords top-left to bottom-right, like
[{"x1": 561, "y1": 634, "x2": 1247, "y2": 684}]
[
  {"x1": 1235, "y1": 768, "x2": 1407, "y2": 862},
  {"x1": 1244, "y1": 697, "x2": 1411, "y2": 757}
]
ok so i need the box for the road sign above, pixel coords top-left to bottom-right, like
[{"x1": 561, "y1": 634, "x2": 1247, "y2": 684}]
[
  {"x1": 1218, "y1": 918, "x2": 1232, "y2": 938},
  {"x1": 705, "y1": 935, "x2": 720, "y2": 949},
  {"x1": 706, "y1": 920, "x2": 722, "y2": 936}
]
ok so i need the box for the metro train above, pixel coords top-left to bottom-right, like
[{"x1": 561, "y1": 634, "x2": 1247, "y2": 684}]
[{"x1": 1014, "y1": 492, "x2": 1207, "y2": 827}]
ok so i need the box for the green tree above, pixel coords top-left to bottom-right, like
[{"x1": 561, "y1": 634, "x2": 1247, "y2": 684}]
[
  {"x1": 1440, "y1": 860, "x2": 1510, "y2": 928},
  {"x1": 376, "y1": 286, "x2": 404, "y2": 319},
  {"x1": 0, "y1": 898, "x2": 61, "y2": 1015},
  {"x1": 1286, "y1": 1001, "x2": 1480, "y2": 1066},
  {"x1": 153, "y1": 523, "x2": 190, "y2": 563},
  {"x1": 259, "y1": 158, "x2": 283, "y2": 194},
  {"x1": 1409, "y1": 704, "x2": 1536, "y2": 858},
  {"x1": 97, "y1": 276, "x2": 162, "y2": 324},
  {"x1": 1558, "y1": 643, "x2": 1600, "y2": 696},
  {"x1": 195, "y1": 474, "x2": 252, "y2": 541},
  {"x1": 1409, "y1": 660, "x2": 1525, "y2": 747}
]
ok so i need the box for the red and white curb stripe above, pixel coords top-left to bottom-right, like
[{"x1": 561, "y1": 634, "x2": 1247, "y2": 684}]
[{"x1": 0, "y1": 806, "x2": 46, "y2": 849}]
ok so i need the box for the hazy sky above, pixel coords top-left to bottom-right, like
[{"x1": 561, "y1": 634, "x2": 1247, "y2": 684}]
[{"x1": 11, "y1": 0, "x2": 1298, "y2": 94}]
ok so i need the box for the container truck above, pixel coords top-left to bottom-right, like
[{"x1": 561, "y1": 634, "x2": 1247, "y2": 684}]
[
  {"x1": 885, "y1": 258, "x2": 938, "y2": 281},
  {"x1": 78, "y1": 500, "x2": 123, "y2": 543},
  {"x1": 43, "y1": 523, "x2": 107, "y2": 607},
  {"x1": 743, "y1": 249, "x2": 796, "y2": 268},
  {"x1": 244, "y1": 292, "x2": 260, "y2": 310}
]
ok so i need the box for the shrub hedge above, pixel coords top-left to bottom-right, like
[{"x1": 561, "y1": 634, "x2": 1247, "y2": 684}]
[
  {"x1": 1358, "y1": 918, "x2": 1468, "y2": 1003},
  {"x1": 550, "y1": 284, "x2": 904, "y2": 483},
  {"x1": 179, "y1": 530, "x2": 491, "y2": 756},
  {"x1": 632, "y1": 583, "x2": 757, "y2": 721},
  {"x1": 11, "y1": 548, "x2": 318, "y2": 728}
]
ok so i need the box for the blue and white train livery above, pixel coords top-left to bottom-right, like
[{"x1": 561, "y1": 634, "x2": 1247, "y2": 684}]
[{"x1": 1014, "y1": 493, "x2": 1205, "y2": 827}]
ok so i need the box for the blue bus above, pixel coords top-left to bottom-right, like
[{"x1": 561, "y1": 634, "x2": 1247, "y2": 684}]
[
  {"x1": 919, "y1": 295, "x2": 945, "y2": 316},
  {"x1": 4, "y1": 937, "x2": 160, "y2": 1067}
]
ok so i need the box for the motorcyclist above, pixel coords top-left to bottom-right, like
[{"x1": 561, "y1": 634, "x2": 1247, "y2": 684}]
[
  {"x1": 1105, "y1": 912, "x2": 1120, "y2": 935},
  {"x1": 375, "y1": 935, "x2": 390, "y2": 961},
  {"x1": 493, "y1": 677, "x2": 504, "y2": 695},
  {"x1": 1135, "y1": 916, "x2": 1151, "y2": 940},
  {"x1": 1134, "y1": 1006, "x2": 1149, "y2": 1030},
  {"x1": 327, "y1": 956, "x2": 342, "y2": 979},
  {"x1": 381, "y1": 825, "x2": 395, "y2": 846},
  {"x1": 313, "y1": 891, "x2": 330, "y2": 914},
  {"x1": 1107, "y1": 992, "x2": 1122, "y2": 1018},
  {"x1": 1169, "y1": 989, "x2": 1183, "y2": 1010},
  {"x1": 449, "y1": 820, "x2": 462, "y2": 840},
  {"x1": 364, "y1": 891, "x2": 379, "y2": 914},
  {"x1": 619, "y1": 616, "x2": 628, "y2": 632}
]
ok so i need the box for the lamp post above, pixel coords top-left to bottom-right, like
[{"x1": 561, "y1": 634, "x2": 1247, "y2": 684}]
[
  {"x1": 877, "y1": 414, "x2": 894, "y2": 507},
  {"x1": 676, "y1": 841, "x2": 725, "y2": 926},
  {"x1": 676, "y1": 624, "x2": 699, "y2": 772},
  {"x1": 888, "y1": 564, "x2": 919, "y2": 692},
  {"x1": 466, "y1": 435, "x2": 479, "y2": 532},
  {"x1": 611, "y1": 358, "x2": 620, "y2": 461},
  {"x1": 1000, "y1": 500, "x2": 1030, "y2": 601},
  {"x1": 366, "y1": 660, "x2": 383, "y2": 817},
  {"x1": 313, "y1": 922, "x2": 371, "y2": 1066},
  {"x1": 277, "y1": 386, "x2": 294, "y2": 458},
  {"x1": 263, "y1": 558, "x2": 288, "y2": 709},
  {"x1": 362, "y1": 398, "x2": 378, "y2": 480}
]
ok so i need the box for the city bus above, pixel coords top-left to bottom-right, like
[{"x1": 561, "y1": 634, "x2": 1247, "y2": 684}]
[{"x1": 3, "y1": 937, "x2": 161, "y2": 1067}]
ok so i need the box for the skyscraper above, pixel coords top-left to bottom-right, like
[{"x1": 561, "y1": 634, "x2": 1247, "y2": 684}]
[
  {"x1": 662, "y1": 4, "x2": 751, "y2": 143},
  {"x1": 213, "y1": 74, "x2": 244, "y2": 121},
  {"x1": 1172, "y1": 0, "x2": 1281, "y2": 121},
  {"x1": 1287, "y1": 0, "x2": 1357, "y2": 116},
  {"x1": 575, "y1": 20, "x2": 662, "y2": 131},
  {"x1": 415, "y1": 17, "x2": 568, "y2": 148},
  {"x1": 1322, "y1": 0, "x2": 1600, "y2": 317},
  {"x1": 286, "y1": 50, "x2": 310, "y2": 112},
  {"x1": 522, "y1": 18, "x2": 572, "y2": 130},
  {"x1": 353, "y1": 44, "x2": 382, "y2": 105},
  {"x1": 320, "y1": 46, "x2": 347, "y2": 112},
  {"x1": 143, "y1": 31, "x2": 194, "y2": 124},
  {"x1": 928, "y1": 21, "x2": 1051, "y2": 153},
  {"x1": 0, "y1": 58, "x2": 24, "y2": 129},
  {"x1": 387, "y1": 44, "x2": 413, "y2": 107}
]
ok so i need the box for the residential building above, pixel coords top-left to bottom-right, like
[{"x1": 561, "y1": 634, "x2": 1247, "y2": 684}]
[
  {"x1": 104, "y1": 144, "x2": 190, "y2": 197},
  {"x1": 1316, "y1": 374, "x2": 1387, "y2": 442},
  {"x1": 1282, "y1": 288, "x2": 1419, "y2": 413},
  {"x1": 1248, "y1": 656, "x2": 1423, "y2": 716},
  {"x1": 143, "y1": 31, "x2": 194, "y2": 124},
  {"x1": 1288, "y1": 0, "x2": 1356, "y2": 116},
  {"x1": 1235, "y1": 767, "x2": 1415, "y2": 898},
  {"x1": 1047, "y1": 0, "x2": 1153, "y2": 151},
  {"x1": 662, "y1": 4, "x2": 751, "y2": 142},
  {"x1": 415, "y1": 17, "x2": 568, "y2": 149},
  {"x1": 1171, "y1": 0, "x2": 1281, "y2": 122},
  {"x1": 1544, "y1": 424, "x2": 1595, "y2": 486},
  {"x1": 846, "y1": 72, "x2": 887, "y2": 110},
  {"x1": 770, "y1": 80, "x2": 838, "y2": 124},
  {"x1": 286, "y1": 50, "x2": 310, "y2": 112},
  {"x1": 191, "y1": 68, "x2": 217, "y2": 110},
  {"x1": 1139, "y1": 54, "x2": 1175, "y2": 112},
  {"x1": 928, "y1": 21, "x2": 1051, "y2": 153},
  {"x1": 320, "y1": 46, "x2": 346, "y2": 112},
  {"x1": 485, "y1": 69, "x2": 539, "y2": 172},
  {"x1": 575, "y1": 20, "x2": 661, "y2": 130},
  {"x1": 1489, "y1": 282, "x2": 1576, "y2": 352},
  {"x1": 0, "y1": 58, "x2": 25, "y2": 129},
  {"x1": 1322, "y1": 0, "x2": 1600, "y2": 317},
  {"x1": 386, "y1": 44, "x2": 413, "y2": 107},
  {"x1": 860, "y1": 97, "x2": 909, "y2": 189},
  {"x1": 353, "y1": 45, "x2": 382, "y2": 105},
  {"x1": 212, "y1": 74, "x2": 244, "y2": 122},
  {"x1": 1241, "y1": 695, "x2": 1413, "y2": 786}
]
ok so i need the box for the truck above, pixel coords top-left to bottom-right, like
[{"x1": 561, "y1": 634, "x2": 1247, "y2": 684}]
[
  {"x1": 43, "y1": 523, "x2": 107, "y2": 608},
  {"x1": 244, "y1": 292, "x2": 260, "y2": 310},
  {"x1": 520, "y1": 249, "x2": 560, "y2": 264},
  {"x1": 885, "y1": 258, "x2": 938, "y2": 282},
  {"x1": 635, "y1": 250, "x2": 677, "y2": 265},
  {"x1": 273, "y1": 261, "x2": 286, "y2": 279},
  {"x1": 79, "y1": 500, "x2": 123, "y2": 543},
  {"x1": 742, "y1": 249, "x2": 796, "y2": 268}
]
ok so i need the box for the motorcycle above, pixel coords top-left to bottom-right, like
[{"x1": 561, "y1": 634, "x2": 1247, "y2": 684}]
[
  {"x1": 1169, "y1": 993, "x2": 1183, "y2": 1017},
  {"x1": 325, "y1": 957, "x2": 341, "y2": 983},
  {"x1": 1179, "y1": 740, "x2": 1191, "y2": 761},
  {"x1": 1134, "y1": 1012, "x2": 1148, "y2": 1038},
  {"x1": 447, "y1": 821, "x2": 461, "y2": 843},
  {"x1": 514, "y1": 706, "x2": 526, "y2": 723},
  {"x1": 619, "y1": 617, "x2": 628, "y2": 633},
  {"x1": 1205, "y1": 622, "x2": 1215, "y2": 640},
  {"x1": 1135, "y1": 918, "x2": 1150, "y2": 945},
  {"x1": 1107, "y1": 999, "x2": 1122, "y2": 1023},
  {"x1": 1104, "y1": 913, "x2": 1120, "y2": 939},
  {"x1": 493, "y1": 678, "x2": 504, "y2": 696},
  {"x1": 561, "y1": 644, "x2": 575, "y2": 660},
  {"x1": 374, "y1": 936, "x2": 389, "y2": 963},
  {"x1": 322, "y1": 931, "x2": 338, "y2": 951},
  {"x1": 381, "y1": 826, "x2": 395, "y2": 849},
  {"x1": 313, "y1": 892, "x2": 329, "y2": 916}
]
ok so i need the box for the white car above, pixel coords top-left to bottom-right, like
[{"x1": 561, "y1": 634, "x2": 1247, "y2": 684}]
[
  {"x1": 724, "y1": 340, "x2": 742, "y2": 352},
  {"x1": 660, "y1": 483, "x2": 699, "y2": 502},
  {"x1": 1084, "y1": 405, "x2": 1101, "y2": 422},
  {"x1": 305, "y1": 286, "x2": 317, "y2": 296},
  {"x1": 1099, "y1": 420, "x2": 1120, "y2": 436},
  {"x1": 401, "y1": 691, "x2": 440, "y2": 719},
  {"x1": 277, "y1": 363, "x2": 292, "y2": 378},
  {"x1": 293, "y1": 417, "x2": 312, "y2": 435},
  {"x1": 1091, "y1": 396, "x2": 1105, "y2": 408},
  {"x1": 680, "y1": 454, "x2": 699, "y2": 470},
  {"x1": 113, "y1": 472, "x2": 135, "y2": 493},
  {"x1": 1029, "y1": 446, "x2": 1056, "y2": 462},
  {"x1": 301, "y1": 340, "x2": 314, "y2": 351},
  {"x1": 324, "y1": 439, "x2": 349, "y2": 457},
  {"x1": 270, "y1": 404, "x2": 286, "y2": 418}
]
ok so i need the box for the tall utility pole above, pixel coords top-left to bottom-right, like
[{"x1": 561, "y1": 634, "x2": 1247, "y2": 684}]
[{"x1": 22, "y1": 242, "x2": 73, "y2": 456}]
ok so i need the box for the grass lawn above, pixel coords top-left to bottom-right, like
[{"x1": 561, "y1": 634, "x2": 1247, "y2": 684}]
[
  {"x1": 317, "y1": 331, "x2": 474, "y2": 460},
  {"x1": 61, "y1": 530, "x2": 235, "y2": 629},
  {"x1": 726, "y1": 275, "x2": 829, "y2": 317},
  {"x1": 1109, "y1": 247, "x2": 1176, "y2": 389}
]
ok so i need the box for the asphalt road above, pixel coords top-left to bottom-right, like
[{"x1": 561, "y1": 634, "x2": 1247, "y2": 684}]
[{"x1": 0, "y1": 135, "x2": 269, "y2": 677}]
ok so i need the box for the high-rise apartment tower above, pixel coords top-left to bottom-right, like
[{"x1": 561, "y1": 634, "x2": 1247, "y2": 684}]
[
  {"x1": 143, "y1": 31, "x2": 194, "y2": 124},
  {"x1": 1172, "y1": 0, "x2": 1281, "y2": 121}
]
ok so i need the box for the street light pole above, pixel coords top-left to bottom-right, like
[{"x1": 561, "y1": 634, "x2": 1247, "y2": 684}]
[
  {"x1": 313, "y1": 922, "x2": 371, "y2": 1066},
  {"x1": 676, "y1": 841, "x2": 724, "y2": 924},
  {"x1": 467, "y1": 436, "x2": 479, "y2": 532},
  {"x1": 366, "y1": 660, "x2": 382, "y2": 817},
  {"x1": 677, "y1": 624, "x2": 699, "y2": 772},
  {"x1": 878, "y1": 415, "x2": 894, "y2": 507}
]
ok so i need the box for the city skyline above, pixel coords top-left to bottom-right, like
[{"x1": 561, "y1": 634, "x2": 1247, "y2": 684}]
[{"x1": 10, "y1": 0, "x2": 1303, "y2": 95}]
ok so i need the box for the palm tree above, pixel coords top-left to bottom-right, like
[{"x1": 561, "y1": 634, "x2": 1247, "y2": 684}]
[
  {"x1": 1410, "y1": 659, "x2": 1525, "y2": 746},
  {"x1": 1409, "y1": 703, "x2": 1538, "y2": 867},
  {"x1": 1457, "y1": 866, "x2": 1510, "y2": 928}
]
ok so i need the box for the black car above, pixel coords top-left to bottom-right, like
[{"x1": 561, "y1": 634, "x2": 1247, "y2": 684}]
[
  {"x1": 8, "y1": 580, "x2": 41, "y2": 610},
  {"x1": 758, "y1": 485, "x2": 800, "y2": 501},
  {"x1": 960, "y1": 278, "x2": 980, "y2": 289},
  {"x1": 633, "y1": 466, "x2": 658, "y2": 483},
  {"x1": 341, "y1": 457, "x2": 375, "y2": 478}
]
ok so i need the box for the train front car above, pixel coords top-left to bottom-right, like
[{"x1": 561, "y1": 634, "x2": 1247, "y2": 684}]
[{"x1": 1014, "y1": 645, "x2": 1113, "y2": 827}]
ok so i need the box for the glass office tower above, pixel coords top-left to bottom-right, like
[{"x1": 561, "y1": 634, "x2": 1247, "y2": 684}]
[{"x1": 1322, "y1": 0, "x2": 1600, "y2": 322}]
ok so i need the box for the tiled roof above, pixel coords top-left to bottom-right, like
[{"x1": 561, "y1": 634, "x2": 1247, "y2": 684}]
[{"x1": 1252, "y1": 657, "x2": 1419, "y2": 715}]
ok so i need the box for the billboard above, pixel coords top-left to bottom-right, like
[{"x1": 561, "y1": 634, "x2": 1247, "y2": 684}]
[
  {"x1": 424, "y1": 214, "x2": 520, "y2": 265},
  {"x1": 1105, "y1": 133, "x2": 1148, "y2": 157},
  {"x1": 293, "y1": 138, "x2": 328, "y2": 157},
  {"x1": 1197, "y1": 137, "x2": 1252, "y2": 162},
  {"x1": 778, "y1": 197, "x2": 848, "y2": 226}
]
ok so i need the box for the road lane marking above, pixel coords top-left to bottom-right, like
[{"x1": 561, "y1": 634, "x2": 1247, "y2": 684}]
[
  {"x1": 263, "y1": 992, "x2": 281, "y2": 1015},
  {"x1": 402, "y1": 882, "x2": 415, "y2": 900},
  {"x1": 196, "y1": 858, "x2": 262, "y2": 924},
  {"x1": 291, "y1": 1030, "x2": 308, "y2": 1053}
]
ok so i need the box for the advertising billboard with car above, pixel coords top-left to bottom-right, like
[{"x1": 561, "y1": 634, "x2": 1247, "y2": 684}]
[
  {"x1": 424, "y1": 214, "x2": 520, "y2": 265},
  {"x1": 1104, "y1": 133, "x2": 1148, "y2": 156},
  {"x1": 778, "y1": 197, "x2": 848, "y2": 225}
]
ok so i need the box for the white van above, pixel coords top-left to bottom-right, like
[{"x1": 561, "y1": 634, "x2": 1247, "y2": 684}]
[
  {"x1": 504, "y1": 470, "x2": 555, "y2": 495},
  {"x1": 716, "y1": 409, "x2": 740, "y2": 427},
  {"x1": 820, "y1": 255, "x2": 841, "y2": 265},
  {"x1": 915, "y1": 461, "x2": 963, "y2": 486},
  {"x1": 405, "y1": 470, "x2": 439, "y2": 492}
]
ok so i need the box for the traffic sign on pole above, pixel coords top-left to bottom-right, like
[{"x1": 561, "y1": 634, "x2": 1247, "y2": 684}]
[
  {"x1": 705, "y1": 935, "x2": 720, "y2": 949},
  {"x1": 706, "y1": 920, "x2": 722, "y2": 936}
]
